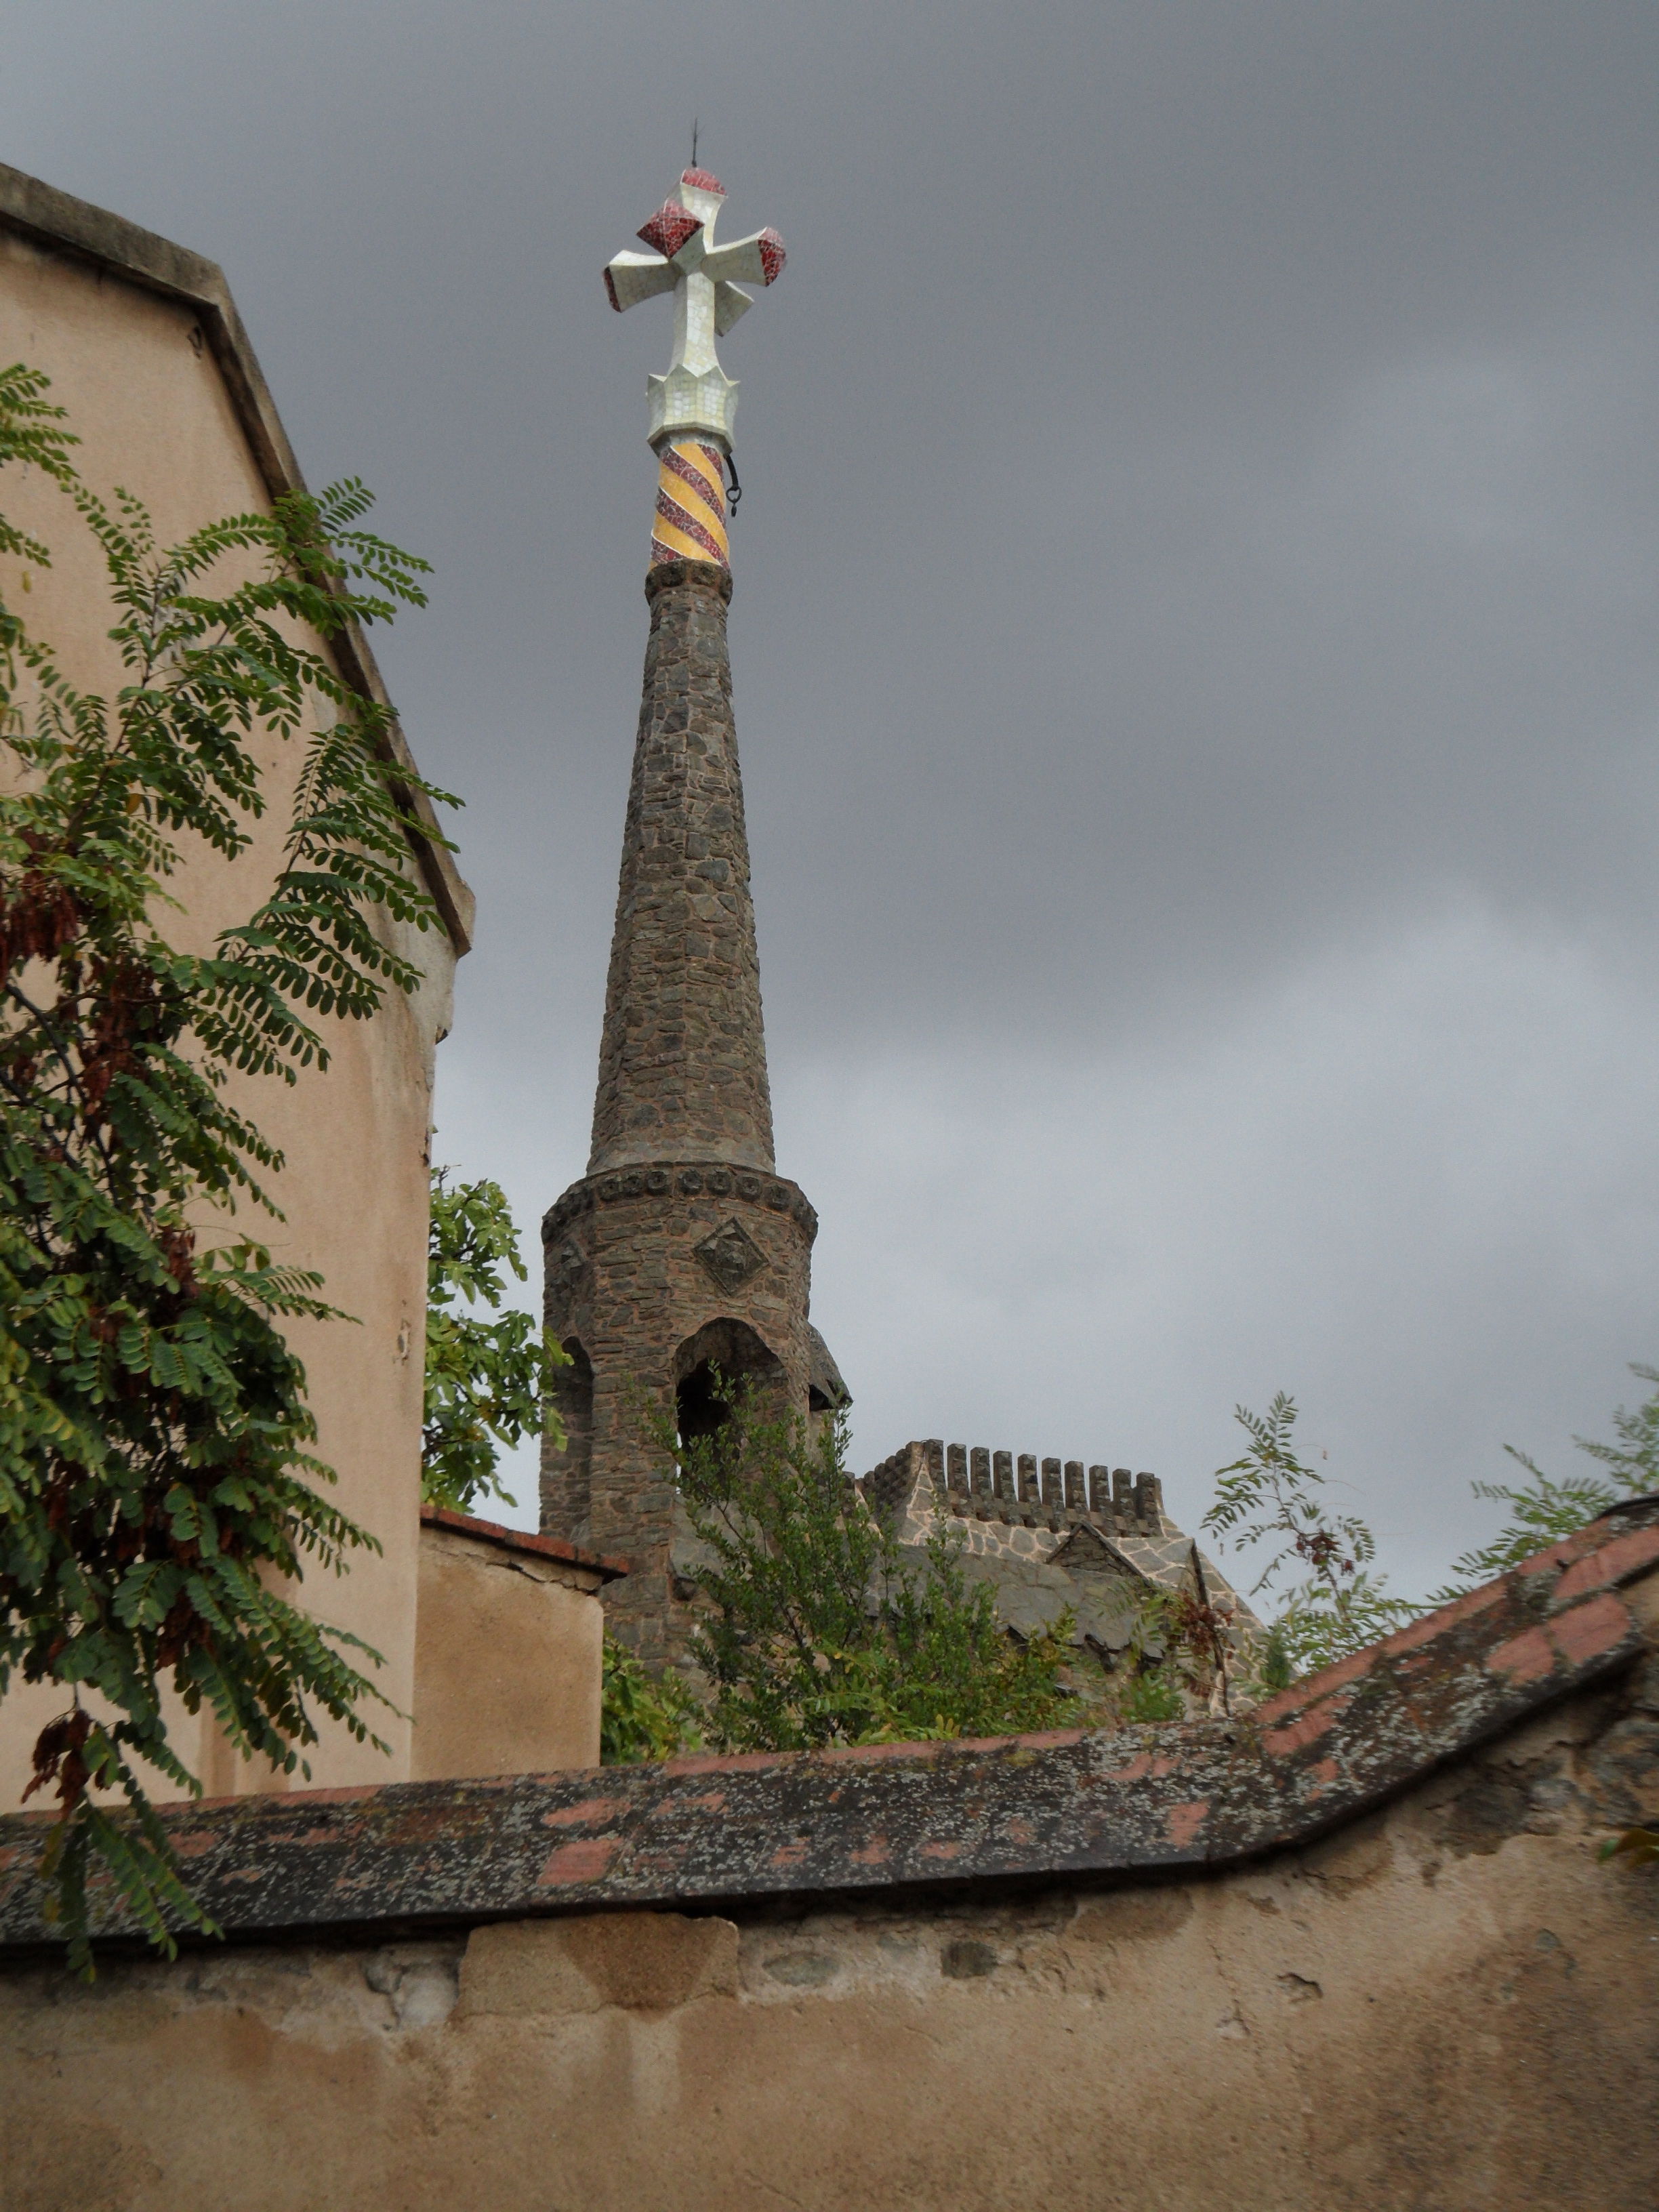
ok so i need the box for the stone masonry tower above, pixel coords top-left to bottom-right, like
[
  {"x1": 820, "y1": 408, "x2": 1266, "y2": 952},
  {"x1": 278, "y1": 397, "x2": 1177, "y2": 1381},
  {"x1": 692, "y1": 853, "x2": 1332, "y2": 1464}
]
[{"x1": 540, "y1": 165, "x2": 843, "y2": 1669}]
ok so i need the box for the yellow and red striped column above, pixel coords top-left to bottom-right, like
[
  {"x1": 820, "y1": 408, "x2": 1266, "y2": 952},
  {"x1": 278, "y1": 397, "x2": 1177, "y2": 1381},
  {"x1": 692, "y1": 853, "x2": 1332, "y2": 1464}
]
[{"x1": 650, "y1": 441, "x2": 729, "y2": 571}]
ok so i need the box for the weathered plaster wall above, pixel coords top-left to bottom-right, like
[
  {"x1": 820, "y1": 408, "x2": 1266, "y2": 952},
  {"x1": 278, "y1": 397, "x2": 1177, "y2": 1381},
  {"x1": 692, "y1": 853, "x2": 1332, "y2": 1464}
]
[
  {"x1": 0, "y1": 178, "x2": 468, "y2": 1801},
  {"x1": 1, "y1": 1676, "x2": 1656, "y2": 2212},
  {"x1": 3, "y1": 1513, "x2": 1656, "y2": 2210},
  {"x1": 412, "y1": 1514, "x2": 617, "y2": 1780}
]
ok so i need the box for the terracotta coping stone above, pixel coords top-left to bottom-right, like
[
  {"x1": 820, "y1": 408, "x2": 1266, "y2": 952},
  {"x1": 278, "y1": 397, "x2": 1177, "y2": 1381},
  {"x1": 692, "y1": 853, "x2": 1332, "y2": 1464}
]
[
  {"x1": 2, "y1": 1500, "x2": 1655, "y2": 1961},
  {"x1": 419, "y1": 1504, "x2": 628, "y2": 1582}
]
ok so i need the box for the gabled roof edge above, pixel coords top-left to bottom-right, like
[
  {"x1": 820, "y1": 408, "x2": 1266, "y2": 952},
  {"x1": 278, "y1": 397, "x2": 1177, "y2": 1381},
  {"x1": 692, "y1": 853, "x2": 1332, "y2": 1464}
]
[
  {"x1": 0, "y1": 161, "x2": 474, "y2": 955},
  {"x1": 420, "y1": 1503, "x2": 628, "y2": 1581}
]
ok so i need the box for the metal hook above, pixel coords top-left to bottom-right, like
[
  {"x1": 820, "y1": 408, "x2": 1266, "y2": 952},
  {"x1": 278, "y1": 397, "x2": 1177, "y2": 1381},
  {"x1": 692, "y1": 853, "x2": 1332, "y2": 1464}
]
[{"x1": 724, "y1": 450, "x2": 742, "y2": 517}]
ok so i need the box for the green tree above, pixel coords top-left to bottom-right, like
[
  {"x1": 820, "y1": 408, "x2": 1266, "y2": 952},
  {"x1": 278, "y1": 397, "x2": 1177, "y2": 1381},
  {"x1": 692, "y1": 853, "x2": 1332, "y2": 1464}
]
[
  {"x1": 0, "y1": 363, "x2": 449, "y2": 1971},
  {"x1": 421, "y1": 1168, "x2": 564, "y2": 1514},
  {"x1": 1431, "y1": 1363, "x2": 1659, "y2": 1599},
  {"x1": 657, "y1": 1378, "x2": 1073, "y2": 1752},
  {"x1": 600, "y1": 1633, "x2": 704, "y2": 1764},
  {"x1": 1202, "y1": 1393, "x2": 1417, "y2": 1677}
]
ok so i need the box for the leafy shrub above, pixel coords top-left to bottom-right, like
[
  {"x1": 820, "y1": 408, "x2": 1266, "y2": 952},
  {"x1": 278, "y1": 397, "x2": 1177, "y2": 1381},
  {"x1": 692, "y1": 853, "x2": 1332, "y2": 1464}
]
[
  {"x1": 653, "y1": 1378, "x2": 1074, "y2": 1753},
  {"x1": 600, "y1": 1635, "x2": 704, "y2": 1764}
]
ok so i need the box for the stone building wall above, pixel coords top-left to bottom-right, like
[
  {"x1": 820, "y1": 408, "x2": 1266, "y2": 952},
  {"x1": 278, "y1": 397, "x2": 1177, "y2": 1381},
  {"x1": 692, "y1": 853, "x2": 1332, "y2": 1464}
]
[
  {"x1": 861, "y1": 1436, "x2": 1176, "y2": 1540},
  {"x1": 539, "y1": 1161, "x2": 819, "y2": 1667},
  {"x1": 862, "y1": 1437, "x2": 1253, "y2": 1671}
]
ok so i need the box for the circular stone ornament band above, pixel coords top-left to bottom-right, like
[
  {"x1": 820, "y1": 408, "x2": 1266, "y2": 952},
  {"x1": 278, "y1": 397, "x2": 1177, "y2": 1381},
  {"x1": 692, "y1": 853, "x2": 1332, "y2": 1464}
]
[{"x1": 543, "y1": 1162, "x2": 818, "y2": 1242}]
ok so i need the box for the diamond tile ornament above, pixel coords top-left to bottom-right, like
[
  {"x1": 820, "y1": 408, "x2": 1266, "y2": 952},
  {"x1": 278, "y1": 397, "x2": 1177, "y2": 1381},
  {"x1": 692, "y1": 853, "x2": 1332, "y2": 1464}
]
[
  {"x1": 694, "y1": 1216, "x2": 766, "y2": 1292},
  {"x1": 637, "y1": 201, "x2": 703, "y2": 261}
]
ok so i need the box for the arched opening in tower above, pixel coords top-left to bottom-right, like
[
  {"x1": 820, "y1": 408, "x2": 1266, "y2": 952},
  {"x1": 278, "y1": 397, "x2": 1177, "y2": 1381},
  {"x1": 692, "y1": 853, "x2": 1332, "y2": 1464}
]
[{"x1": 673, "y1": 1317, "x2": 785, "y2": 1447}]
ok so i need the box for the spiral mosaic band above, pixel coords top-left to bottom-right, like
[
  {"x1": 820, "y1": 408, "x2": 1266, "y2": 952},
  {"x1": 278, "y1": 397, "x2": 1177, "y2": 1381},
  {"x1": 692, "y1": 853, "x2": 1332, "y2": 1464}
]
[{"x1": 651, "y1": 440, "x2": 729, "y2": 570}]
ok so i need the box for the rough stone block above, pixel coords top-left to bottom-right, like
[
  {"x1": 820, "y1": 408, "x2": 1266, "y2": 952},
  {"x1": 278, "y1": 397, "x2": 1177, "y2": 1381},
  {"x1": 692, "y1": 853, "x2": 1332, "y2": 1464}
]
[{"x1": 458, "y1": 1912, "x2": 739, "y2": 2019}]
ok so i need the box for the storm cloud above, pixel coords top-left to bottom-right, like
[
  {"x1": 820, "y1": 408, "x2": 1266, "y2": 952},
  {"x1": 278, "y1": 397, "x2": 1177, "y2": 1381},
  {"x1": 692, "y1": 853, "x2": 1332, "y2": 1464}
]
[{"x1": 6, "y1": 0, "x2": 1659, "y2": 1590}]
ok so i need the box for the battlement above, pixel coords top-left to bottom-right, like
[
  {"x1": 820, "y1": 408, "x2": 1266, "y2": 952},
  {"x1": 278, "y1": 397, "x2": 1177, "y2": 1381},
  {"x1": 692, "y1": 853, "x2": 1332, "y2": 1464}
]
[{"x1": 859, "y1": 1439, "x2": 1173, "y2": 1541}]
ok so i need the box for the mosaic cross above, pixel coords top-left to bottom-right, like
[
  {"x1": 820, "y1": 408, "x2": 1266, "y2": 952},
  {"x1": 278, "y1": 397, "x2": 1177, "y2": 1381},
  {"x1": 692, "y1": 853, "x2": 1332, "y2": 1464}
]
[{"x1": 605, "y1": 168, "x2": 785, "y2": 568}]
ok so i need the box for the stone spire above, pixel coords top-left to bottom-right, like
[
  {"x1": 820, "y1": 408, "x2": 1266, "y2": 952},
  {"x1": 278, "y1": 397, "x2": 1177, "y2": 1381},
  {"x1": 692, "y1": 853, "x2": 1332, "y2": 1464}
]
[
  {"x1": 587, "y1": 556, "x2": 774, "y2": 1174},
  {"x1": 541, "y1": 167, "x2": 844, "y2": 1671}
]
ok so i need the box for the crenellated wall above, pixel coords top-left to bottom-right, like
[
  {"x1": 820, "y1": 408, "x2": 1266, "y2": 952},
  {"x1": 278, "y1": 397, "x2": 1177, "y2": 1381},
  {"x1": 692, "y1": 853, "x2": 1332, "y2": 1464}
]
[
  {"x1": 857, "y1": 1437, "x2": 1253, "y2": 1668},
  {"x1": 861, "y1": 1437, "x2": 1174, "y2": 1540}
]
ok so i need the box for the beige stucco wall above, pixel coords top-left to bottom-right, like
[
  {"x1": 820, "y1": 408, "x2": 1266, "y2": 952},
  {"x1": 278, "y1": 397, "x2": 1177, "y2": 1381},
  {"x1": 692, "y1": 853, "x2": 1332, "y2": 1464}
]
[
  {"x1": 413, "y1": 1521, "x2": 607, "y2": 1778},
  {"x1": 0, "y1": 215, "x2": 461, "y2": 1802},
  {"x1": 2, "y1": 1664, "x2": 1656, "y2": 2212}
]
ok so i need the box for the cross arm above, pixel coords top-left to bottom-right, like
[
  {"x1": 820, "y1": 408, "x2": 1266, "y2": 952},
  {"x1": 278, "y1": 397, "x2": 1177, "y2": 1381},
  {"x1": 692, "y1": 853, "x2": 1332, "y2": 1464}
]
[
  {"x1": 604, "y1": 251, "x2": 679, "y2": 314},
  {"x1": 699, "y1": 228, "x2": 787, "y2": 290},
  {"x1": 714, "y1": 283, "x2": 752, "y2": 336}
]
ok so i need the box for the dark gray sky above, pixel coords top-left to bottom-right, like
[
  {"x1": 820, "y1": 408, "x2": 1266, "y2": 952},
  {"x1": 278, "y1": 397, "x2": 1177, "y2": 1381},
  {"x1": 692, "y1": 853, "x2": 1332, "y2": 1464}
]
[{"x1": 8, "y1": 1, "x2": 1659, "y2": 1591}]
